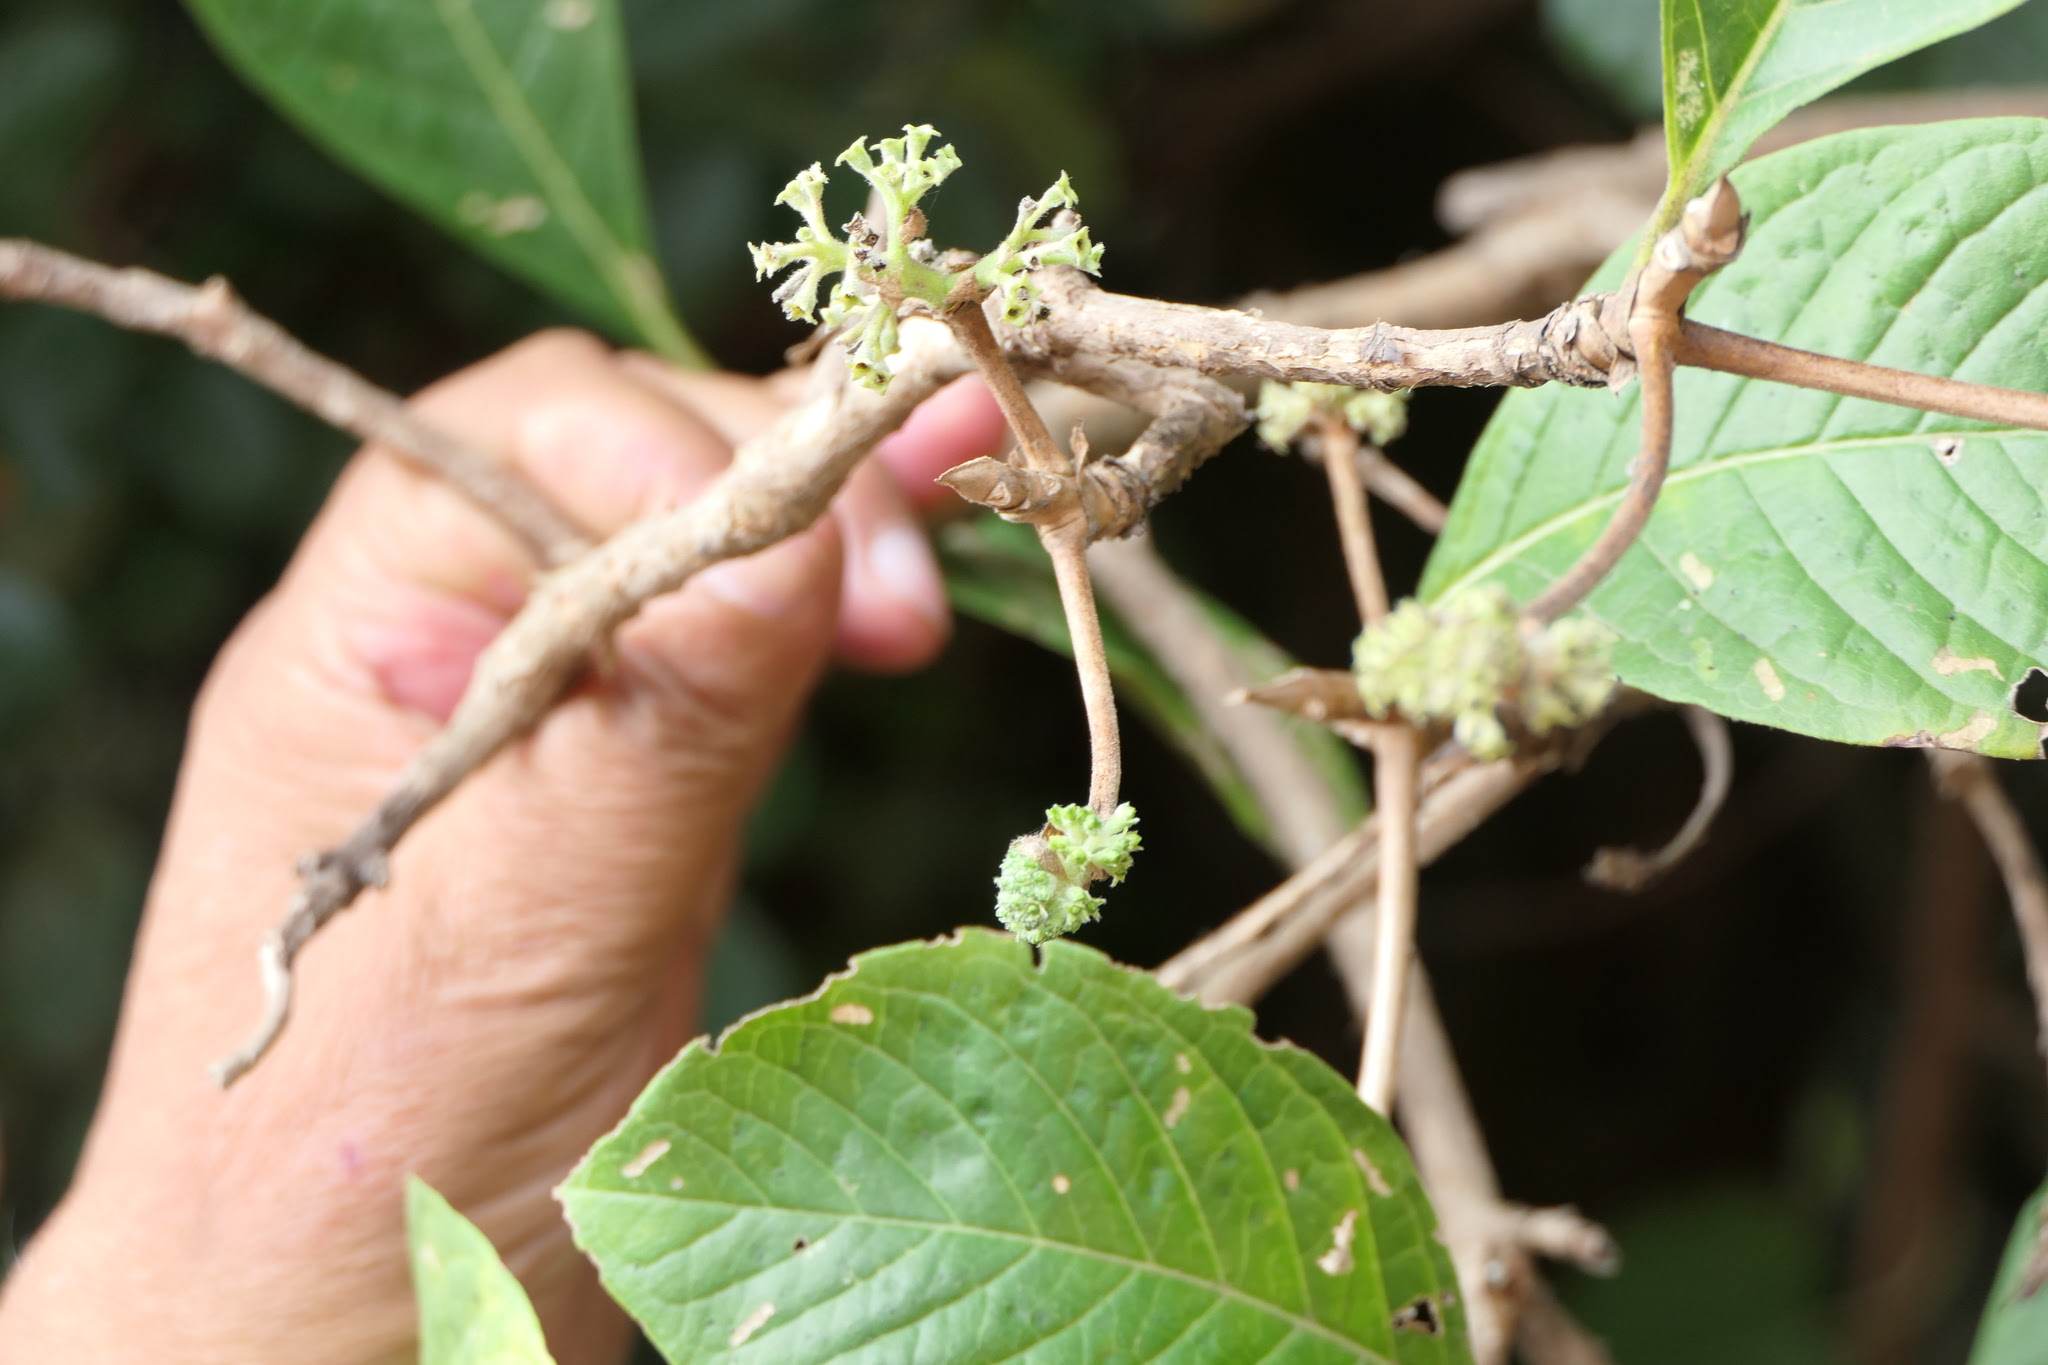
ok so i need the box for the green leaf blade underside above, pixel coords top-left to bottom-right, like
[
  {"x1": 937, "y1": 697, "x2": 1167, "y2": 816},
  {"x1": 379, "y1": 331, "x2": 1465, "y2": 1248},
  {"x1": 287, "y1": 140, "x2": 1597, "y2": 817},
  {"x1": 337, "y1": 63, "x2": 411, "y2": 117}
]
[
  {"x1": 1654, "y1": 0, "x2": 2029, "y2": 234},
  {"x1": 1969, "y1": 1181, "x2": 2048, "y2": 1365},
  {"x1": 184, "y1": 0, "x2": 704, "y2": 365},
  {"x1": 407, "y1": 1176, "x2": 559, "y2": 1365},
  {"x1": 938, "y1": 516, "x2": 1369, "y2": 856},
  {"x1": 1423, "y1": 119, "x2": 2048, "y2": 760},
  {"x1": 561, "y1": 931, "x2": 1466, "y2": 1365}
]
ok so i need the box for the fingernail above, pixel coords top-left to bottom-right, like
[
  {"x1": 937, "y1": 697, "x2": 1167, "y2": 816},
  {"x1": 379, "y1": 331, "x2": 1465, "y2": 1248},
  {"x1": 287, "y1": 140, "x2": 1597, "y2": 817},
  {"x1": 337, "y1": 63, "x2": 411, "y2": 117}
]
[
  {"x1": 863, "y1": 523, "x2": 946, "y2": 625},
  {"x1": 695, "y1": 531, "x2": 833, "y2": 618}
]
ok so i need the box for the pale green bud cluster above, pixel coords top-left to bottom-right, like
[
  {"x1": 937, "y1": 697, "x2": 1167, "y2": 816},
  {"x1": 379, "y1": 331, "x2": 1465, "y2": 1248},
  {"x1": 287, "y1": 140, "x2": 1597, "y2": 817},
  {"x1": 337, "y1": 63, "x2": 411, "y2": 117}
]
[
  {"x1": 1255, "y1": 381, "x2": 1410, "y2": 451},
  {"x1": 1352, "y1": 586, "x2": 1617, "y2": 760},
  {"x1": 751, "y1": 126, "x2": 1103, "y2": 391},
  {"x1": 994, "y1": 803, "x2": 1141, "y2": 945},
  {"x1": 971, "y1": 173, "x2": 1106, "y2": 327}
]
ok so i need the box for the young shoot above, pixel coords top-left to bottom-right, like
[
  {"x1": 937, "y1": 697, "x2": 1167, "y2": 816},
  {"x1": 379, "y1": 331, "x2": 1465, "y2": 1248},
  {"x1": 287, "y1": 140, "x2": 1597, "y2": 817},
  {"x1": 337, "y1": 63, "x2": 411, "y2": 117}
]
[
  {"x1": 995, "y1": 803, "x2": 1142, "y2": 945},
  {"x1": 1353, "y1": 586, "x2": 1617, "y2": 760},
  {"x1": 749, "y1": 124, "x2": 1104, "y2": 391}
]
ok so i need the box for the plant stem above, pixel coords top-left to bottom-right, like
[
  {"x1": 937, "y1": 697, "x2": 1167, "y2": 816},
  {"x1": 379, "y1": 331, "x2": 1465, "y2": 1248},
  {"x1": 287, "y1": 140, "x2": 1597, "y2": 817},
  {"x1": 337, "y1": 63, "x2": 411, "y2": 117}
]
[
  {"x1": 1582, "y1": 705, "x2": 1732, "y2": 891},
  {"x1": 946, "y1": 299, "x2": 1069, "y2": 474},
  {"x1": 1356, "y1": 445, "x2": 1448, "y2": 534},
  {"x1": 1928, "y1": 752, "x2": 2048, "y2": 1063},
  {"x1": 948, "y1": 296, "x2": 1126, "y2": 815},
  {"x1": 1679, "y1": 321, "x2": 2048, "y2": 431},
  {"x1": 1522, "y1": 321, "x2": 1676, "y2": 624},
  {"x1": 1317, "y1": 418, "x2": 1390, "y2": 625},
  {"x1": 1359, "y1": 722, "x2": 1421, "y2": 1114},
  {"x1": 0, "y1": 238, "x2": 590, "y2": 565},
  {"x1": 1047, "y1": 523, "x2": 1123, "y2": 814}
]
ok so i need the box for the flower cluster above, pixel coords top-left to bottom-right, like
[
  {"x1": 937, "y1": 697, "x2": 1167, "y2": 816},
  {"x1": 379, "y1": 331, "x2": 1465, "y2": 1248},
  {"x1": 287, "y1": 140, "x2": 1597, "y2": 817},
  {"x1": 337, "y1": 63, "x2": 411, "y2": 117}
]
[
  {"x1": 1352, "y1": 586, "x2": 1617, "y2": 759},
  {"x1": 1255, "y1": 380, "x2": 1410, "y2": 451},
  {"x1": 750, "y1": 125, "x2": 1103, "y2": 391},
  {"x1": 995, "y1": 803, "x2": 1141, "y2": 945},
  {"x1": 971, "y1": 173, "x2": 1105, "y2": 326}
]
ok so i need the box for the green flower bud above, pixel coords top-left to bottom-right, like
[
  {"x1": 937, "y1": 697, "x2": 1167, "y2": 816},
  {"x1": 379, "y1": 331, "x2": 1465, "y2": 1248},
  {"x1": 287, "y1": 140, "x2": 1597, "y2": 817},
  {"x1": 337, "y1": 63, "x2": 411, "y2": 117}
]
[
  {"x1": 1353, "y1": 587, "x2": 1617, "y2": 760},
  {"x1": 994, "y1": 803, "x2": 1141, "y2": 945}
]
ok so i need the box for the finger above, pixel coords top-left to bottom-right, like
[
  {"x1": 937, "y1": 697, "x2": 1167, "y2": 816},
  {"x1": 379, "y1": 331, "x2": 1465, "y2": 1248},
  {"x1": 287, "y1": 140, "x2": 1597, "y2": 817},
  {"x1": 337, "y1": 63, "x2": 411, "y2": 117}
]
[
  {"x1": 613, "y1": 352, "x2": 785, "y2": 449},
  {"x1": 830, "y1": 456, "x2": 950, "y2": 672},
  {"x1": 872, "y1": 374, "x2": 1008, "y2": 511}
]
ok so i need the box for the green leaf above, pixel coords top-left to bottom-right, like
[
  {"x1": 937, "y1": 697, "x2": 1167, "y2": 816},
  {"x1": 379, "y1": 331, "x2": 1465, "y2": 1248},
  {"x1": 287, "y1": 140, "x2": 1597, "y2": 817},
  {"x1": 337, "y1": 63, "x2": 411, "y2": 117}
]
[
  {"x1": 1970, "y1": 1181, "x2": 2048, "y2": 1365},
  {"x1": 562, "y1": 931, "x2": 1468, "y2": 1364},
  {"x1": 1422, "y1": 119, "x2": 2048, "y2": 759},
  {"x1": 1653, "y1": 0, "x2": 2029, "y2": 234},
  {"x1": 184, "y1": 0, "x2": 706, "y2": 365},
  {"x1": 407, "y1": 1176, "x2": 558, "y2": 1365},
  {"x1": 938, "y1": 516, "x2": 1369, "y2": 858}
]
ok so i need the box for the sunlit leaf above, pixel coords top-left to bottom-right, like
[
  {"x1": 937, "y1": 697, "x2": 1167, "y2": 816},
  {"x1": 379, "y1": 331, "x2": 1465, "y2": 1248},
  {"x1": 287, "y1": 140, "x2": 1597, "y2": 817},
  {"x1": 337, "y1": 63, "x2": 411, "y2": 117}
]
[
  {"x1": 1424, "y1": 120, "x2": 2048, "y2": 758},
  {"x1": 1652, "y1": 0, "x2": 2028, "y2": 233},
  {"x1": 1970, "y1": 1181, "x2": 2048, "y2": 1365},
  {"x1": 562, "y1": 930, "x2": 1468, "y2": 1364},
  {"x1": 185, "y1": 0, "x2": 705, "y2": 364},
  {"x1": 407, "y1": 1176, "x2": 558, "y2": 1365}
]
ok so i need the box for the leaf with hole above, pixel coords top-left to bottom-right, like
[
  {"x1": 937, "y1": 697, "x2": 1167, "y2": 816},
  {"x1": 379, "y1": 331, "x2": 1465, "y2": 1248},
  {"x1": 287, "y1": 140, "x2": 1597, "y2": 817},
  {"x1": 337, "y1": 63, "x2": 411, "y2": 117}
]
[
  {"x1": 184, "y1": 0, "x2": 704, "y2": 364},
  {"x1": 1968, "y1": 1180, "x2": 2048, "y2": 1365},
  {"x1": 938, "y1": 515, "x2": 1368, "y2": 859},
  {"x1": 1423, "y1": 119, "x2": 2048, "y2": 759},
  {"x1": 1651, "y1": 0, "x2": 2029, "y2": 234},
  {"x1": 560, "y1": 930, "x2": 1467, "y2": 1364},
  {"x1": 407, "y1": 1176, "x2": 558, "y2": 1365}
]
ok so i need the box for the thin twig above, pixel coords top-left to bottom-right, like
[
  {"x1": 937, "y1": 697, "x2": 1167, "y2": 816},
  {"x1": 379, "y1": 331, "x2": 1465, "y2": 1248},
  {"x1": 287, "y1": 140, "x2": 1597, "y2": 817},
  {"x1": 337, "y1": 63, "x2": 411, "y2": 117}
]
[
  {"x1": 1328, "y1": 917, "x2": 1618, "y2": 1365},
  {"x1": 1523, "y1": 179, "x2": 1745, "y2": 625},
  {"x1": 1583, "y1": 705, "x2": 1733, "y2": 891},
  {"x1": 1046, "y1": 521, "x2": 1122, "y2": 814},
  {"x1": 211, "y1": 322, "x2": 967, "y2": 1085},
  {"x1": 0, "y1": 238, "x2": 590, "y2": 566},
  {"x1": 1359, "y1": 724, "x2": 1421, "y2": 1114},
  {"x1": 1928, "y1": 752, "x2": 2048, "y2": 1061},
  {"x1": 1088, "y1": 536, "x2": 1350, "y2": 868},
  {"x1": 947, "y1": 300, "x2": 1069, "y2": 474},
  {"x1": 948, "y1": 299, "x2": 1126, "y2": 815},
  {"x1": 1162, "y1": 696, "x2": 1650, "y2": 1006},
  {"x1": 1318, "y1": 418, "x2": 1390, "y2": 625},
  {"x1": 1677, "y1": 322, "x2": 2048, "y2": 432},
  {"x1": 1158, "y1": 751, "x2": 1513, "y2": 1006},
  {"x1": 1849, "y1": 774, "x2": 1991, "y2": 1365},
  {"x1": 1357, "y1": 445, "x2": 1448, "y2": 534}
]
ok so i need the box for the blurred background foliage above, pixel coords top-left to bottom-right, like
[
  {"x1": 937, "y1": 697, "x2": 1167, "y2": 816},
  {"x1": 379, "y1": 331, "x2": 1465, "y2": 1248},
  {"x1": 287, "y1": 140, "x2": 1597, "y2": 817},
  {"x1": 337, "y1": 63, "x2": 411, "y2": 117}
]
[{"x1": 3, "y1": 0, "x2": 2048, "y2": 1360}]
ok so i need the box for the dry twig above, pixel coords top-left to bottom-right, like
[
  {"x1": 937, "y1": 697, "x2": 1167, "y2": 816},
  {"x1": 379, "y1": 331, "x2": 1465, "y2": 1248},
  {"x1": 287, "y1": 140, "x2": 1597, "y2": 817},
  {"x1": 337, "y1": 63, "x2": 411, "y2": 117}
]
[
  {"x1": 1356, "y1": 444, "x2": 1448, "y2": 534},
  {"x1": 210, "y1": 320, "x2": 968, "y2": 1084},
  {"x1": 1583, "y1": 705, "x2": 1733, "y2": 892},
  {"x1": 1087, "y1": 536, "x2": 1351, "y2": 868},
  {"x1": 1523, "y1": 179, "x2": 1745, "y2": 625},
  {"x1": 1328, "y1": 918, "x2": 1617, "y2": 1365},
  {"x1": 0, "y1": 239, "x2": 590, "y2": 566},
  {"x1": 945, "y1": 301, "x2": 1123, "y2": 813},
  {"x1": 1928, "y1": 752, "x2": 2048, "y2": 1062}
]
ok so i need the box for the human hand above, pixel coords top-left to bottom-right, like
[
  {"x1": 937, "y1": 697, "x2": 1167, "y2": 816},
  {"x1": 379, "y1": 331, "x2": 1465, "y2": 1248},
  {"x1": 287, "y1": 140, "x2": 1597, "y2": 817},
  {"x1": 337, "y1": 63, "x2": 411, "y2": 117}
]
[{"x1": 0, "y1": 330, "x2": 1004, "y2": 1364}]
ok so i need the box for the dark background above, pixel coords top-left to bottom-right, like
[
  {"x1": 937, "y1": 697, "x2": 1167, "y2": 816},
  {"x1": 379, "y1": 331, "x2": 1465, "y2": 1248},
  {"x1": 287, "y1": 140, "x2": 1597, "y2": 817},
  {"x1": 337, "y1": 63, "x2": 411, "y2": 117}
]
[{"x1": 3, "y1": 0, "x2": 2048, "y2": 1360}]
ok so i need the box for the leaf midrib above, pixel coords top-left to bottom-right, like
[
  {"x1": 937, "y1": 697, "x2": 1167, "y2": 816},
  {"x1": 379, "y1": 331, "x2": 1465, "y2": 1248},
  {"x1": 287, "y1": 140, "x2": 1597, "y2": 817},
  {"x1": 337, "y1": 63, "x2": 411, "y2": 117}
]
[
  {"x1": 573, "y1": 1188, "x2": 1395, "y2": 1363},
  {"x1": 427, "y1": 0, "x2": 662, "y2": 342},
  {"x1": 1658, "y1": 0, "x2": 1792, "y2": 232},
  {"x1": 1431, "y1": 425, "x2": 2042, "y2": 600}
]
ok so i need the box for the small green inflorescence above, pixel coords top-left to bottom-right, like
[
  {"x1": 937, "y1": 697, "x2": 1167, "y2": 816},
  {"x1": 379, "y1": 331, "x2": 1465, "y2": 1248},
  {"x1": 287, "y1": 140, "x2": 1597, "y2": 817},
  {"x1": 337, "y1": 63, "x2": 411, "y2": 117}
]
[
  {"x1": 995, "y1": 803, "x2": 1141, "y2": 945},
  {"x1": 1353, "y1": 586, "x2": 1618, "y2": 760},
  {"x1": 1254, "y1": 380, "x2": 1410, "y2": 451},
  {"x1": 749, "y1": 124, "x2": 1104, "y2": 392}
]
